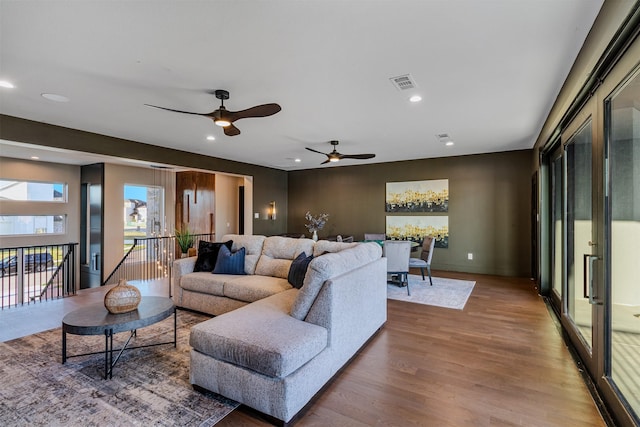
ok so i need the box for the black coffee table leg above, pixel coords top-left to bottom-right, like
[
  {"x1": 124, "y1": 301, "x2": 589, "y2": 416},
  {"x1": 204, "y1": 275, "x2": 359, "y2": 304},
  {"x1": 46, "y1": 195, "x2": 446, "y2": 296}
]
[
  {"x1": 62, "y1": 329, "x2": 67, "y2": 364},
  {"x1": 104, "y1": 328, "x2": 114, "y2": 380}
]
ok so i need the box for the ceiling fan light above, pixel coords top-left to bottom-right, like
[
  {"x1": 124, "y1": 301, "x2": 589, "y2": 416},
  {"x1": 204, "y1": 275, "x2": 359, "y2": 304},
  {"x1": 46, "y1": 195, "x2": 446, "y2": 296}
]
[
  {"x1": 329, "y1": 157, "x2": 340, "y2": 162},
  {"x1": 214, "y1": 118, "x2": 231, "y2": 127}
]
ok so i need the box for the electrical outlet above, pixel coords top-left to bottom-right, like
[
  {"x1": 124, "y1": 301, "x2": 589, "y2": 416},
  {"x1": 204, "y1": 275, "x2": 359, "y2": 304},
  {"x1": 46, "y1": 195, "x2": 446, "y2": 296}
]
[
  {"x1": 467, "y1": 253, "x2": 473, "y2": 260},
  {"x1": 254, "y1": 212, "x2": 259, "y2": 219}
]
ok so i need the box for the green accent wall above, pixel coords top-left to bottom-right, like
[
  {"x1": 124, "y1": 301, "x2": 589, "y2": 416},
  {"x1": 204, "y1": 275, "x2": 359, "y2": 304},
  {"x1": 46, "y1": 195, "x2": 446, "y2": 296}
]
[{"x1": 288, "y1": 150, "x2": 534, "y2": 277}]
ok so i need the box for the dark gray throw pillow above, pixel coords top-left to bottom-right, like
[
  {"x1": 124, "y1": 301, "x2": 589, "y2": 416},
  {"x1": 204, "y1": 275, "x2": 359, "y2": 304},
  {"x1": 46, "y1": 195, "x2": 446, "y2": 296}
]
[
  {"x1": 287, "y1": 251, "x2": 314, "y2": 289},
  {"x1": 193, "y1": 240, "x2": 233, "y2": 272},
  {"x1": 213, "y1": 245, "x2": 246, "y2": 275}
]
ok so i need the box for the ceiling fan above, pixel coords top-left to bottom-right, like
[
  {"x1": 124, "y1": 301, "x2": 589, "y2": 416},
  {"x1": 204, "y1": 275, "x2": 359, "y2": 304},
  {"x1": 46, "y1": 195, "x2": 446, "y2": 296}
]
[
  {"x1": 306, "y1": 140, "x2": 376, "y2": 164},
  {"x1": 145, "y1": 89, "x2": 281, "y2": 136}
]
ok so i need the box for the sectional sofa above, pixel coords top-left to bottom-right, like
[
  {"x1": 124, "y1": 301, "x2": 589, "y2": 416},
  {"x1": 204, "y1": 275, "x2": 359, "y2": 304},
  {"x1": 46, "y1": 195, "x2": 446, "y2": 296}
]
[{"x1": 172, "y1": 234, "x2": 387, "y2": 425}]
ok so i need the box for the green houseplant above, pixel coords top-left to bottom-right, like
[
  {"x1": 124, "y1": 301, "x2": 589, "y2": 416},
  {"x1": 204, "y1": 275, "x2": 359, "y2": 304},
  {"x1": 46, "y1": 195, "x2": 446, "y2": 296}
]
[{"x1": 175, "y1": 227, "x2": 194, "y2": 257}]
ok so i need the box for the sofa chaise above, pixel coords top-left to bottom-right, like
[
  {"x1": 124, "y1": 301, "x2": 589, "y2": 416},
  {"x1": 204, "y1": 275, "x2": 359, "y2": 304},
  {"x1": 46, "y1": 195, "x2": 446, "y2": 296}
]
[{"x1": 172, "y1": 234, "x2": 387, "y2": 425}]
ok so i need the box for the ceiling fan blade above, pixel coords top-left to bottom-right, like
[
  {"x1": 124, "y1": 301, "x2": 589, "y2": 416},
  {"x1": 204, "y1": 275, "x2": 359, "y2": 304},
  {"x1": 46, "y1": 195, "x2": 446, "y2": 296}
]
[
  {"x1": 223, "y1": 123, "x2": 241, "y2": 136},
  {"x1": 227, "y1": 103, "x2": 281, "y2": 122},
  {"x1": 144, "y1": 104, "x2": 210, "y2": 117},
  {"x1": 305, "y1": 147, "x2": 328, "y2": 155},
  {"x1": 320, "y1": 159, "x2": 331, "y2": 165},
  {"x1": 340, "y1": 154, "x2": 376, "y2": 160}
]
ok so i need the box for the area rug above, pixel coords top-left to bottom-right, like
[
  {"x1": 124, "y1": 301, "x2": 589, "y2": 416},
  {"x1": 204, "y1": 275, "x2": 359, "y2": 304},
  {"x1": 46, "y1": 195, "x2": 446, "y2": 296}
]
[
  {"x1": 0, "y1": 310, "x2": 238, "y2": 426},
  {"x1": 387, "y1": 274, "x2": 475, "y2": 310}
]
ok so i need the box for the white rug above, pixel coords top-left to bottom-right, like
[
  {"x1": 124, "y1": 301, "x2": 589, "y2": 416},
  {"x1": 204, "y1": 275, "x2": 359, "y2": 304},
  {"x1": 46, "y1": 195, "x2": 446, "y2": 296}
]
[{"x1": 387, "y1": 274, "x2": 475, "y2": 310}]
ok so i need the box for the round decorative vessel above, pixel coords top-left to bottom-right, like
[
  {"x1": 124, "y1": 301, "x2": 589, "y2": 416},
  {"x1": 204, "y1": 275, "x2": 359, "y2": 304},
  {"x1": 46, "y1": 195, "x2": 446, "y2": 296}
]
[{"x1": 104, "y1": 279, "x2": 141, "y2": 314}]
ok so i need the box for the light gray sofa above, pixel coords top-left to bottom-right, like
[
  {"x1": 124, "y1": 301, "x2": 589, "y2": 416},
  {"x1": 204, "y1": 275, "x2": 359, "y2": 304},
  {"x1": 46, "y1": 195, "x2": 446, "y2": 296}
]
[
  {"x1": 172, "y1": 234, "x2": 360, "y2": 315},
  {"x1": 184, "y1": 236, "x2": 386, "y2": 425}
]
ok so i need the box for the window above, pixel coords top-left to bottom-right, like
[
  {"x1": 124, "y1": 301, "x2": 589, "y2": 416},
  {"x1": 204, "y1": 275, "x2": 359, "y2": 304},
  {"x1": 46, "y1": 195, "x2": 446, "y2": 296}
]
[
  {"x1": 0, "y1": 180, "x2": 66, "y2": 202},
  {"x1": 124, "y1": 185, "x2": 164, "y2": 253},
  {"x1": 0, "y1": 215, "x2": 66, "y2": 236}
]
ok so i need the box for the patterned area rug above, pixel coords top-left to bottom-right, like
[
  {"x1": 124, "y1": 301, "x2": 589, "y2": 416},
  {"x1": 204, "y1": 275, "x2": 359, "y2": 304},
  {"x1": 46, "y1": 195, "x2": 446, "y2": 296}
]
[
  {"x1": 387, "y1": 274, "x2": 475, "y2": 309},
  {"x1": 0, "y1": 310, "x2": 238, "y2": 426}
]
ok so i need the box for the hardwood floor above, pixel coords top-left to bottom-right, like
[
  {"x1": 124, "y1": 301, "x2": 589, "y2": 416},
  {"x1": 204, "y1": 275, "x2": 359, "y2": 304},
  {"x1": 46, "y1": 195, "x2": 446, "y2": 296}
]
[
  {"x1": 217, "y1": 271, "x2": 606, "y2": 427},
  {"x1": 0, "y1": 271, "x2": 606, "y2": 426}
]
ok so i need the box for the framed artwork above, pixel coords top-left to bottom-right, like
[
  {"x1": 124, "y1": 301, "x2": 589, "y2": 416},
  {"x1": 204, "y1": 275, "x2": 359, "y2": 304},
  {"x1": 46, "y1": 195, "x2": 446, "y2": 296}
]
[
  {"x1": 386, "y1": 215, "x2": 449, "y2": 248},
  {"x1": 385, "y1": 179, "x2": 449, "y2": 212}
]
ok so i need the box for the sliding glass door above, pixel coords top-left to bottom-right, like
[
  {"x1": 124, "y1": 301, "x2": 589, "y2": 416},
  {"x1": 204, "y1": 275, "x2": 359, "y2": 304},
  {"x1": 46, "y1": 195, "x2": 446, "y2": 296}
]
[{"x1": 605, "y1": 66, "x2": 640, "y2": 422}]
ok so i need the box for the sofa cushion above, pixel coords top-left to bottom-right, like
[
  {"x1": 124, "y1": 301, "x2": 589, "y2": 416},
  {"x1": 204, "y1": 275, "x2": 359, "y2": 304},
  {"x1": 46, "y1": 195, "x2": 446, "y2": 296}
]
[
  {"x1": 193, "y1": 240, "x2": 233, "y2": 272},
  {"x1": 223, "y1": 275, "x2": 292, "y2": 303},
  {"x1": 222, "y1": 234, "x2": 266, "y2": 275},
  {"x1": 254, "y1": 236, "x2": 315, "y2": 279},
  {"x1": 190, "y1": 289, "x2": 328, "y2": 378},
  {"x1": 291, "y1": 242, "x2": 382, "y2": 320},
  {"x1": 288, "y1": 252, "x2": 313, "y2": 289},
  {"x1": 213, "y1": 246, "x2": 246, "y2": 275},
  {"x1": 179, "y1": 272, "x2": 226, "y2": 296},
  {"x1": 312, "y1": 240, "x2": 359, "y2": 257}
]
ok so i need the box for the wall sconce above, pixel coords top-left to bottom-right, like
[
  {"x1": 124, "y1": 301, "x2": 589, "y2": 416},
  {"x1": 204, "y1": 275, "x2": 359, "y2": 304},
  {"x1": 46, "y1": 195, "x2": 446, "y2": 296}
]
[{"x1": 268, "y1": 201, "x2": 276, "y2": 220}]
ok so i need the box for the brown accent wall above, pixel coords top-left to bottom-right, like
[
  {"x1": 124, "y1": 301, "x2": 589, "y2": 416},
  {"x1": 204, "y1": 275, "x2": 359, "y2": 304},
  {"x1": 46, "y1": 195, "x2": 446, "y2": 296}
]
[
  {"x1": 176, "y1": 171, "x2": 216, "y2": 234},
  {"x1": 288, "y1": 150, "x2": 534, "y2": 277}
]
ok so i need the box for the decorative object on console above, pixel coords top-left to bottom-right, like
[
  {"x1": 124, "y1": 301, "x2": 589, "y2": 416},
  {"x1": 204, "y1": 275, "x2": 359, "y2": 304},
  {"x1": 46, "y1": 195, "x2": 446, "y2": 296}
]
[
  {"x1": 305, "y1": 211, "x2": 329, "y2": 241},
  {"x1": 175, "y1": 226, "x2": 194, "y2": 257},
  {"x1": 104, "y1": 279, "x2": 141, "y2": 314}
]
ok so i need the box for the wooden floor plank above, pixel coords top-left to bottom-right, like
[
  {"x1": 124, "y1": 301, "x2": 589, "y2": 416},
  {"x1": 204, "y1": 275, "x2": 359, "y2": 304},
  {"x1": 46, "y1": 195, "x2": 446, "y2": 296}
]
[{"x1": 217, "y1": 271, "x2": 605, "y2": 426}]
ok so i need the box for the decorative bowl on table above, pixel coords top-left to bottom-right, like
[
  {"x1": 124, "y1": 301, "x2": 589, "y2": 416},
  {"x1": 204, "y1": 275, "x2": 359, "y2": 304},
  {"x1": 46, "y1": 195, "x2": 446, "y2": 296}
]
[{"x1": 104, "y1": 279, "x2": 141, "y2": 314}]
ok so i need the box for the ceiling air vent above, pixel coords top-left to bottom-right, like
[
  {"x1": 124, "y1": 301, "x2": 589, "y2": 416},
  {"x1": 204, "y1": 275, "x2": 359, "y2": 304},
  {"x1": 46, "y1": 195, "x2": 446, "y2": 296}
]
[{"x1": 389, "y1": 74, "x2": 417, "y2": 91}]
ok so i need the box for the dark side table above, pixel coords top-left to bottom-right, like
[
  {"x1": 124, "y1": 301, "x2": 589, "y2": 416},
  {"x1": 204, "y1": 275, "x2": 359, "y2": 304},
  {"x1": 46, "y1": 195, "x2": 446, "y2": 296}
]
[{"x1": 62, "y1": 296, "x2": 176, "y2": 379}]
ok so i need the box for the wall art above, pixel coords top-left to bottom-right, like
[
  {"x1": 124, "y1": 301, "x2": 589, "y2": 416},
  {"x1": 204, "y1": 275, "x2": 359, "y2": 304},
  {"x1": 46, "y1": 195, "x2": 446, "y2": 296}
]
[
  {"x1": 386, "y1": 215, "x2": 449, "y2": 248},
  {"x1": 385, "y1": 179, "x2": 448, "y2": 212}
]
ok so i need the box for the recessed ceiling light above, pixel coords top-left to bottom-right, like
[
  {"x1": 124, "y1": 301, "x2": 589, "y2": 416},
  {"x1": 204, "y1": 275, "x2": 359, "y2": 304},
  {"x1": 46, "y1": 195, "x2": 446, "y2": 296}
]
[
  {"x1": 409, "y1": 95, "x2": 422, "y2": 103},
  {"x1": 30, "y1": 156, "x2": 39, "y2": 160},
  {"x1": 0, "y1": 80, "x2": 15, "y2": 89},
  {"x1": 41, "y1": 93, "x2": 69, "y2": 102},
  {"x1": 294, "y1": 158, "x2": 301, "y2": 163},
  {"x1": 206, "y1": 135, "x2": 215, "y2": 141},
  {"x1": 445, "y1": 141, "x2": 454, "y2": 146}
]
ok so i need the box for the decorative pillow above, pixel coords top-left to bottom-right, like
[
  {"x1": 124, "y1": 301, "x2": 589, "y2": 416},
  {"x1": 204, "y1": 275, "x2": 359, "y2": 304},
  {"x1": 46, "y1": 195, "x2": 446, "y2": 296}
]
[
  {"x1": 193, "y1": 240, "x2": 233, "y2": 272},
  {"x1": 213, "y1": 245, "x2": 246, "y2": 275},
  {"x1": 287, "y1": 252, "x2": 314, "y2": 289}
]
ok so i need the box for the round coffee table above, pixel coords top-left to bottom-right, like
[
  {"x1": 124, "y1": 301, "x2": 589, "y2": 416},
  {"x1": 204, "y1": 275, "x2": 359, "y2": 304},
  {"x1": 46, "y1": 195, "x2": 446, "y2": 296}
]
[{"x1": 62, "y1": 296, "x2": 176, "y2": 379}]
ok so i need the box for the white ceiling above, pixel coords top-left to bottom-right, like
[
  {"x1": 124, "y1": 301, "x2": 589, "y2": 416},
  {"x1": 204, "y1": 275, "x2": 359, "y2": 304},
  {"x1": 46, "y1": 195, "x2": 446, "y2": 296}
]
[{"x1": 0, "y1": 0, "x2": 604, "y2": 171}]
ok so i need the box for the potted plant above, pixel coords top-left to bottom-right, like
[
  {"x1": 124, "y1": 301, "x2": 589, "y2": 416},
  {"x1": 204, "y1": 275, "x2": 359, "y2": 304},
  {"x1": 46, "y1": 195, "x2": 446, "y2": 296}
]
[
  {"x1": 304, "y1": 211, "x2": 329, "y2": 241},
  {"x1": 175, "y1": 226, "x2": 194, "y2": 257}
]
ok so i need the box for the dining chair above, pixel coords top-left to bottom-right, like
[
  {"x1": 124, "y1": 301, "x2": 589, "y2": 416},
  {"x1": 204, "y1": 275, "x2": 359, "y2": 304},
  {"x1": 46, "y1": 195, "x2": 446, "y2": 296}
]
[
  {"x1": 408, "y1": 236, "x2": 435, "y2": 286},
  {"x1": 383, "y1": 240, "x2": 412, "y2": 295}
]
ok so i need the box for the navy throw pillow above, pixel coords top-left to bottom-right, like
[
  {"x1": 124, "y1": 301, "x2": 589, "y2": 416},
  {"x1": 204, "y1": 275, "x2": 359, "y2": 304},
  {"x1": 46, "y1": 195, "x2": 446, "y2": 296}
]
[
  {"x1": 213, "y1": 245, "x2": 246, "y2": 275},
  {"x1": 193, "y1": 240, "x2": 233, "y2": 272},
  {"x1": 287, "y1": 252, "x2": 314, "y2": 289}
]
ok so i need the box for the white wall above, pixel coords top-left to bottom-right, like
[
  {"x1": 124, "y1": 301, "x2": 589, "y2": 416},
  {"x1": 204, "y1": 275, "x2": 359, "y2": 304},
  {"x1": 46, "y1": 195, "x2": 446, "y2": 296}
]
[{"x1": 214, "y1": 174, "x2": 244, "y2": 238}]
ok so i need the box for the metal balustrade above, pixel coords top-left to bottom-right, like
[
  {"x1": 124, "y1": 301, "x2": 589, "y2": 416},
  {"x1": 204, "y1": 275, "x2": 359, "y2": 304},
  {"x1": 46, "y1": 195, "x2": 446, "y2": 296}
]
[
  {"x1": 0, "y1": 234, "x2": 214, "y2": 309},
  {"x1": 0, "y1": 243, "x2": 78, "y2": 309},
  {"x1": 103, "y1": 234, "x2": 215, "y2": 288}
]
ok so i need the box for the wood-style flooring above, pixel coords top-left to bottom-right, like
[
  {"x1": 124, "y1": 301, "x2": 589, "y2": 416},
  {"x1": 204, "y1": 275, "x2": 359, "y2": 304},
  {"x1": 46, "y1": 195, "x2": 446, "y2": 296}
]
[
  {"x1": 0, "y1": 271, "x2": 606, "y2": 426},
  {"x1": 217, "y1": 270, "x2": 606, "y2": 427}
]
